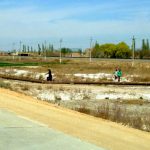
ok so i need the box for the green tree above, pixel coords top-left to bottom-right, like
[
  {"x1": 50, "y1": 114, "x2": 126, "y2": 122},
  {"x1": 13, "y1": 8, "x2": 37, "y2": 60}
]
[
  {"x1": 48, "y1": 44, "x2": 54, "y2": 52},
  {"x1": 141, "y1": 39, "x2": 150, "y2": 58},
  {"x1": 92, "y1": 42, "x2": 131, "y2": 58},
  {"x1": 103, "y1": 44, "x2": 116, "y2": 58},
  {"x1": 142, "y1": 39, "x2": 147, "y2": 50},
  {"x1": 146, "y1": 39, "x2": 149, "y2": 50},
  {"x1": 31, "y1": 46, "x2": 33, "y2": 53},
  {"x1": 27, "y1": 46, "x2": 30, "y2": 53},
  {"x1": 115, "y1": 42, "x2": 131, "y2": 58},
  {"x1": 38, "y1": 44, "x2": 41, "y2": 55},
  {"x1": 78, "y1": 49, "x2": 82, "y2": 56},
  {"x1": 92, "y1": 43, "x2": 116, "y2": 58},
  {"x1": 42, "y1": 44, "x2": 45, "y2": 55},
  {"x1": 61, "y1": 48, "x2": 72, "y2": 56},
  {"x1": 22, "y1": 45, "x2": 26, "y2": 53},
  {"x1": 92, "y1": 42, "x2": 102, "y2": 58}
]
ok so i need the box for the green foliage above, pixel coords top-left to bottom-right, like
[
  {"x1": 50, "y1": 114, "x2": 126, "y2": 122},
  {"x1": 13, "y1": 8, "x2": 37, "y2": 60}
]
[
  {"x1": 22, "y1": 45, "x2": 26, "y2": 53},
  {"x1": 146, "y1": 39, "x2": 149, "y2": 50},
  {"x1": 115, "y1": 42, "x2": 132, "y2": 58},
  {"x1": 42, "y1": 44, "x2": 45, "y2": 55},
  {"x1": 92, "y1": 42, "x2": 131, "y2": 59},
  {"x1": 0, "y1": 62, "x2": 48, "y2": 67},
  {"x1": 0, "y1": 81, "x2": 11, "y2": 89},
  {"x1": 92, "y1": 42, "x2": 102, "y2": 58},
  {"x1": 139, "y1": 39, "x2": 150, "y2": 59},
  {"x1": 78, "y1": 49, "x2": 82, "y2": 55},
  {"x1": 61, "y1": 48, "x2": 72, "y2": 56},
  {"x1": 38, "y1": 44, "x2": 41, "y2": 55},
  {"x1": 142, "y1": 39, "x2": 147, "y2": 50}
]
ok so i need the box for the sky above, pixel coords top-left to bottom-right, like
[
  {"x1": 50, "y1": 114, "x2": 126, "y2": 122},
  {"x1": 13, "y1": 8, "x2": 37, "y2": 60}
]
[{"x1": 0, "y1": 0, "x2": 150, "y2": 51}]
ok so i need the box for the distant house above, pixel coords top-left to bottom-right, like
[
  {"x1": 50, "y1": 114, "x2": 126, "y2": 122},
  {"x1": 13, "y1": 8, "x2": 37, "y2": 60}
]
[
  {"x1": 0, "y1": 52, "x2": 9, "y2": 56},
  {"x1": 20, "y1": 53, "x2": 30, "y2": 56},
  {"x1": 0, "y1": 52, "x2": 4, "y2": 56},
  {"x1": 84, "y1": 48, "x2": 91, "y2": 57},
  {"x1": 11, "y1": 52, "x2": 18, "y2": 56},
  {"x1": 71, "y1": 52, "x2": 82, "y2": 57},
  {"x1": 17, "y1": 52, "x2": 33, "y2": 56},
  {"x1": 17, "y1": 52, "x2": 38, "y2": 56},
  {"x1": 70, "y1": 48, "x2": 83, "y2": 57}
]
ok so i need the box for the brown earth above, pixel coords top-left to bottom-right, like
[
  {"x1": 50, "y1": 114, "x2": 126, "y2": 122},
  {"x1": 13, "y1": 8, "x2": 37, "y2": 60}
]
[{"x1": 0, "y1": 88, "x2": 150, "y2": 150}]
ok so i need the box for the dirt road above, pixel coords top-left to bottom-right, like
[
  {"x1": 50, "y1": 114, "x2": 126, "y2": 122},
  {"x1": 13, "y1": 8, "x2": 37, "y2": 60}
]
[{"x1": 0, "y1": 88, "x2": 150, "y2": 150}]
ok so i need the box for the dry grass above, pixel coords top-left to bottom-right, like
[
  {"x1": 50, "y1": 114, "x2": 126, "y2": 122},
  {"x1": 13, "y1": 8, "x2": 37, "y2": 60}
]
[
  {"x1": 132, "y1": 76, "x2": 150, "y2": 82},
  {"x1": 1, "y1": 57, "x2": 150, "y2": 82},
  {"x1": 75, "y1": 107, "x2": 91, "y2": 114},
  {"x1": 44, "y1": 59, "x2": 150, "y2": 82},
  {"x1": 114, "y1": 99, "x2": 150, "y2": 105},
  {"x1": 0, "y1": 77, "x2": 149, "y2": 132},
  {"x1": 75, "y1": 102, "x2": 150, "y2": 132},
  {"x1": 20, "y1": 84, "x2": 30, "y2": 91}
]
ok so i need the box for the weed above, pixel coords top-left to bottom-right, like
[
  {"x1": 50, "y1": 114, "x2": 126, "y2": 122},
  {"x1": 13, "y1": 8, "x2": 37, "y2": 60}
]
[
  {"x1": 37, "y1": 86, "x2": 42, "y2": 90},
  {"x1": 26, "y1": 72, "x2": 32, "y2": 79},
  {"x1": 94, "y1": 102, "x2": 110, "y2": 119},
  {"x1": 21, "y1": 85, "x2": 30, "y2": 91},
  {"x1": 54, "y1": 95, "x2": 61, "y2": 104},
  {"x1": 75, "y1": 104, "x2": 91, "y2": 114},
  {"x1": 0, "y1": 81, "x2": 11, "y2": 89},
  {"x1": 39, "y1": 74, "x2": 44, "y2": 80},
  {"x1": 75, "y1": 101, "x2": 150, "y2": 132}
]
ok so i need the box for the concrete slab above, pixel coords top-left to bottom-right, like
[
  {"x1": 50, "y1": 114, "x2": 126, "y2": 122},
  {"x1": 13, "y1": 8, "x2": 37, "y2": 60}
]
[{"x1": 0, "y1": 109, "x2": 105, "y2": 150}]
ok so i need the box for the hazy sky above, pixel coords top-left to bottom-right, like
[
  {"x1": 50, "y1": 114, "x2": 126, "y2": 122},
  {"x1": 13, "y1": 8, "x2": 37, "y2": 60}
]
[{"x1": 0, "y1": 0, "x2": 150, "y2": 50}]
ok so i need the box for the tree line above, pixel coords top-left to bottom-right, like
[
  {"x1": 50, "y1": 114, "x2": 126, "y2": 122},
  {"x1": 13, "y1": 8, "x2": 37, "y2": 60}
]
[
  {"x1": 135, "y1": 39, "x2": 150, "y2": 59},
  {"x1": 10, "y1": 39, "x2": 150, "y2": 59},
  {"x1": 11, "y1": 43, "x2": 54, "y2": 57},
  {"x1": 91, "y1": 39, "x2": 150, "y2": 59},
  {"x1": 92, "y1": 42, "x2": 131, "y2": 59},
  {"x1": 11, "y1": 43, "x2": 82, "y2": 57}
]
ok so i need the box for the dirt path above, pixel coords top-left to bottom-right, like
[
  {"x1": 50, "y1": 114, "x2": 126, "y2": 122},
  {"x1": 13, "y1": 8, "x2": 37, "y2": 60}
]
[{"x1": 0, "y1": 88, "x2": 150, "y2": 150}]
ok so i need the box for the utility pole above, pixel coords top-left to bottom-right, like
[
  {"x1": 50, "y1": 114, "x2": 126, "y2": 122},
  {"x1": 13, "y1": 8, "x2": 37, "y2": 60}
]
[
  {"x1": 44, "y1": 40, "x2": 47, "y2": 60},
  {"x1": 90, "y1": 37, "x2": 93, "y2": 62},
  {"x1": 12, "y1": 42, "x2": 15, "y2": 60},
  {"x1": 132, "y1": 36, "x2": 135, "y2": 67},
  {"x1": 59, "y1": 38, "x2": 63, "y2": 64},
  {"x1": 19, "y1": 41, "x2": 22, "y2": 52},
  {"x1": 12, "y1": 43, "x2": 15, "y2": 51},
  {"x1": 19, "y1": 41, "x2": 22, "y2": 60}
]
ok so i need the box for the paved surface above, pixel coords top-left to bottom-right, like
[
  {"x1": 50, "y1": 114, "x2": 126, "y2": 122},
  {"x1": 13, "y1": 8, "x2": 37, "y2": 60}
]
[{"x1": 0, "y1": 108, "x2": 104, "y2": 150}]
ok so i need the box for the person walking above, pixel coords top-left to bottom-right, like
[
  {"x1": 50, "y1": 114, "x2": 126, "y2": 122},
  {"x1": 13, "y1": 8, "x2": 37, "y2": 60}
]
[{"x1": 117, "y1": 68, "x2": 122, "y2": 82}]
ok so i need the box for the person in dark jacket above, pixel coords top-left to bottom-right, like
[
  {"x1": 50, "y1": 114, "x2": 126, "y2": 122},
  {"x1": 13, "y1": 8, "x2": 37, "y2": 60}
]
[{"x1": 47, "y1": 69, "x2": 52, "y2": 81}]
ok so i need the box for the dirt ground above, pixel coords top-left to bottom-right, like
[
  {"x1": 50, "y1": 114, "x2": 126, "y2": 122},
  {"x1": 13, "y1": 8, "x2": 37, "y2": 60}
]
[{"x1": 0, "y1": 88, "x2": 150, "y2": 150}]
